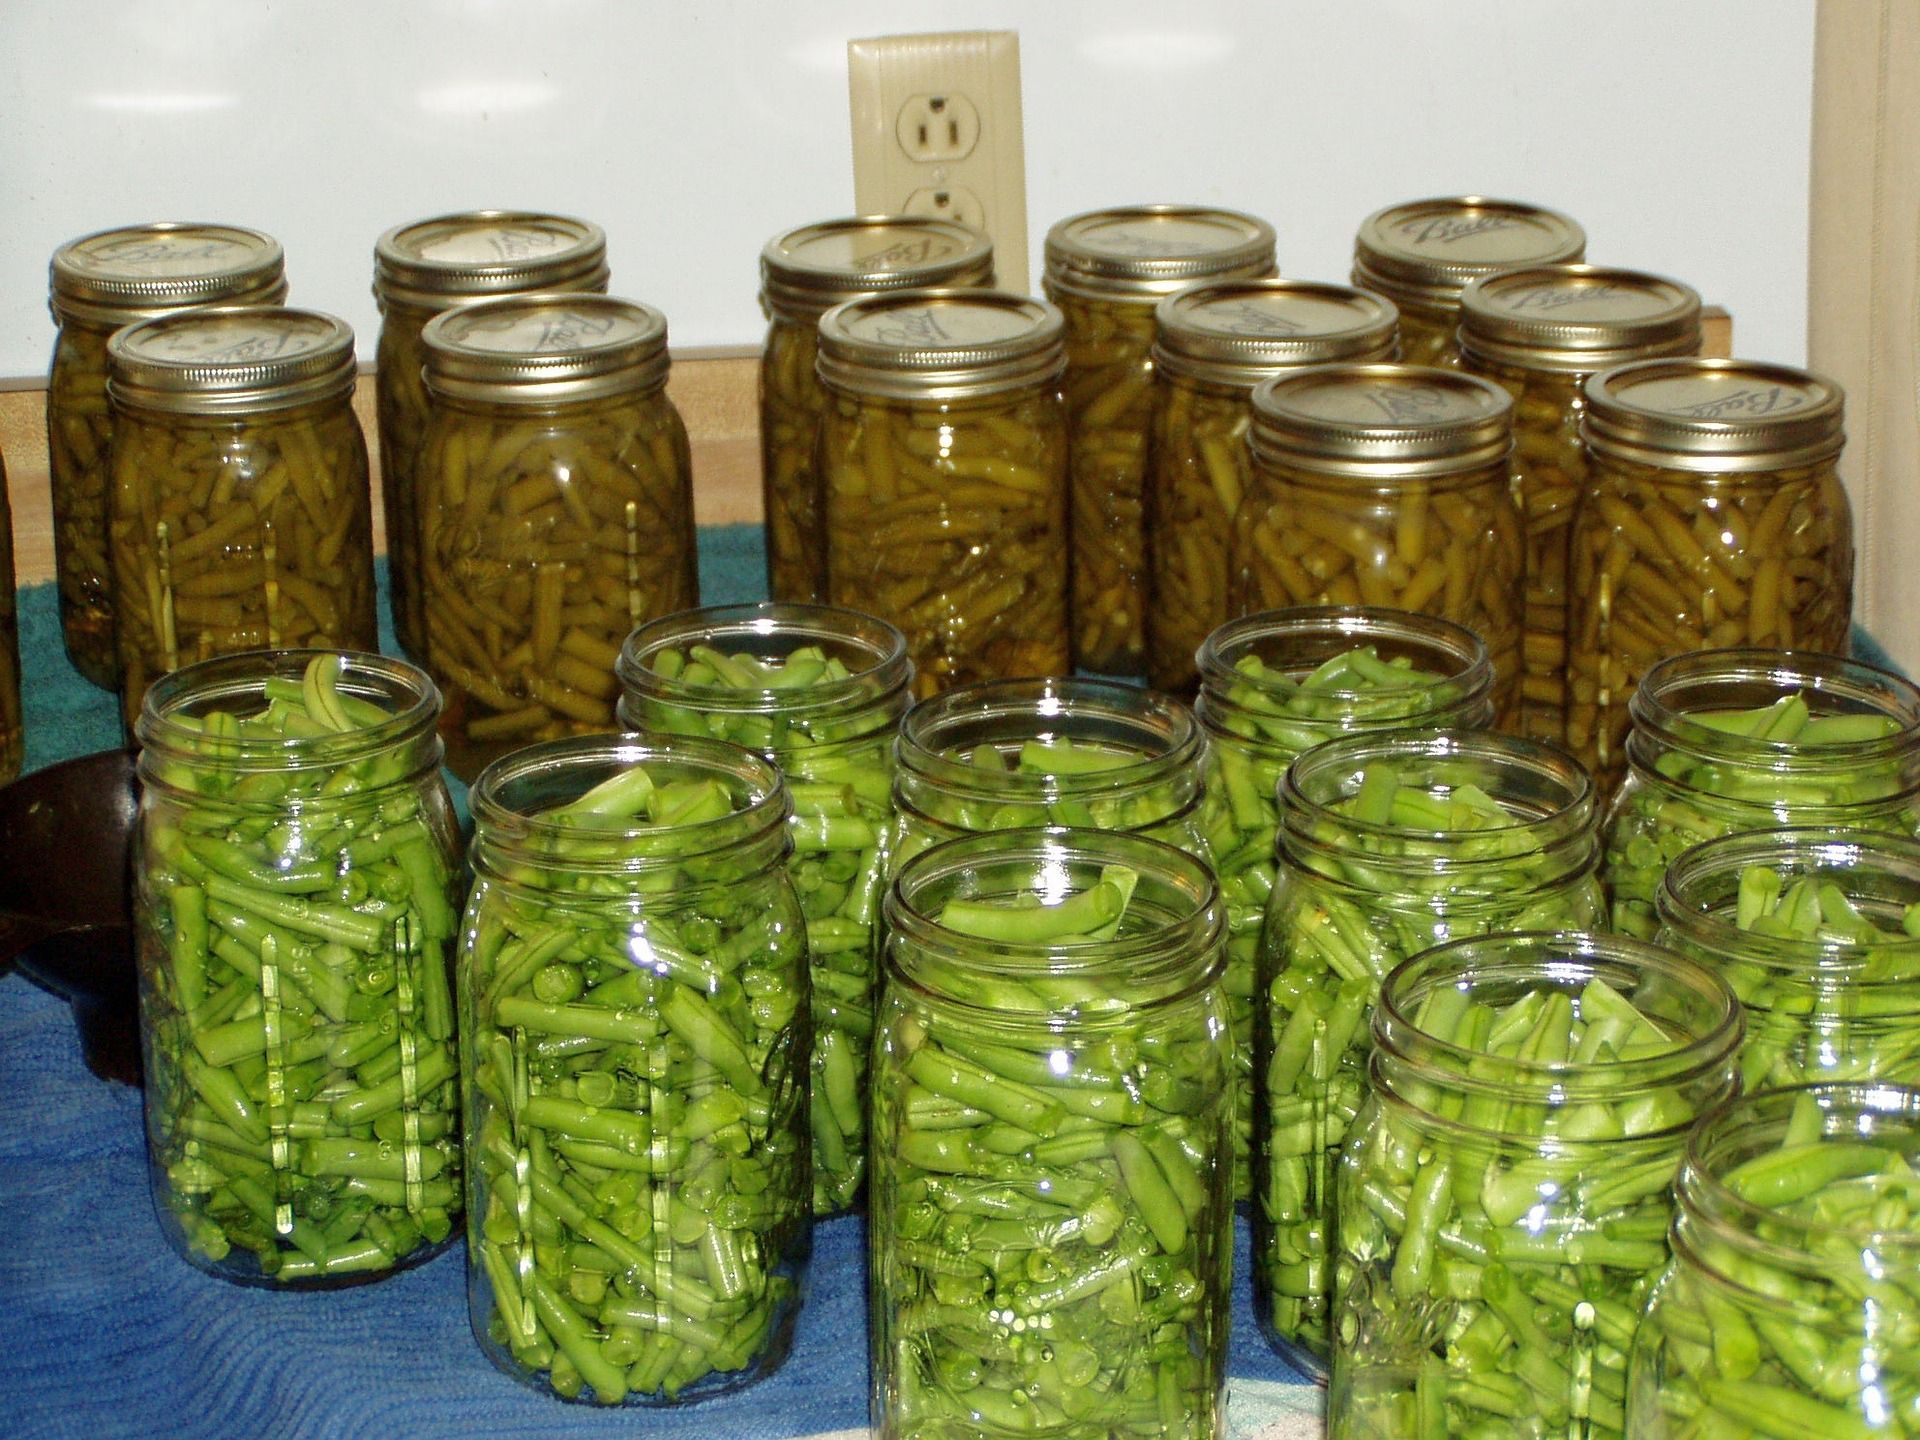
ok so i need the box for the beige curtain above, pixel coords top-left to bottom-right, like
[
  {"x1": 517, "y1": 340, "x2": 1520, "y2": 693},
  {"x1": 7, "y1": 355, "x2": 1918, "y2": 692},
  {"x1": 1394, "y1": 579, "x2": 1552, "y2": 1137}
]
[{"x1": 1810, "y1": 0, "x2": 1920, "y2": 671}]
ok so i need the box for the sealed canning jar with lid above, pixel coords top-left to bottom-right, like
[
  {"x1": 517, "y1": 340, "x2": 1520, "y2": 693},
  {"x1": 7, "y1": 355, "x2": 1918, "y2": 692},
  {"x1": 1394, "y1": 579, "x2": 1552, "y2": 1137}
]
[
  {"x1": 1331, "y1": 931, "x2": 1741, "y2": 1440},
  {"x1": 459, "y1": 734, "x2": 810, "y2": 1405},
  {"x1": 48, "y1": 222, "x2": 287, "y2": 689},
  {"x1": 132, "y1": 649, "x2": 463, "y2": 1284},
  {"x1": 1628, "y1": 1083, "x2": 1920, "y2": 1438},
  {"x1": 417, "y1": 293, "x2": 697, "y2": 779},
  {"x1": 1657, "y1": 827, "x2": 1920, "y2": 1089},
  {"x1": 1045, "y1": 204, "x2": 1277, "y2": 676},
  {"x1": 1198, "y1": 607, "x2": 1496, "y2": 1205},
  {"x1": 1255, "y1": 728, "x2": 1605, "y2": 1371},
  {"x1": 1603, "y1": 649, "x2": 1920, "y2": 937},
  {"x1": 1147, "y1": 279, "x2": 1399, "y2": 694},
  {"x1": 1230, "y1": 364, "x2": 1524, "y2": 719},
  {"x1": 614, "y1": 601, "x2": 912, "y2": 1217},
  {"x1": 1350, "y1": 195, "x2": 1586, "y2": 367},
  {"x1": 872, "y1": 828, "x2": 1232, "y2": 1440},
  {"x1": 760, "y1": 217, "x2": 994, "y2": 605},
  {"x1": 373, "y1": 210, "x2": 609, "y2": 661},
  {"x1": 1458, "y1": 265, "x2": 1702, "y2": 744},
  {"x1": 107, "y1": 307, "x2": 377, "y2": 730},
  {"x1": 1567, "y1": 358, "x2": 1853, "y2": 780},
  {"x1": 818, "y1": 289, "x2": 1069, "y2": 693}
]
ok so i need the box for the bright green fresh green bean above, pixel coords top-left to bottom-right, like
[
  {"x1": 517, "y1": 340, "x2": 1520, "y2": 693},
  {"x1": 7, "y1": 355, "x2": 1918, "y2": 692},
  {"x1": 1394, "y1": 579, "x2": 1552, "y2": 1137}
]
[
  {"x1": 1607, "y1": 691, "x2": 1920, "y2": 937},
  {"x1": 1658, "y1": 832, "x2": 1920, "y2": 1092},
  {"x1": 1628, "y1": 1086, "x2": 1920, "y2": 1437},
  {"x1": 135, "y1": 653, "x2": 462, "y2": 1282},
  {"x1": 1333, "y1": 962, "x2": 1736, "y2": 1440},
  {"x1": 463, "y1": 751, "x2": 809, "y2": 1405},
  {"x1": 1200, "y1": 631, "x2": 1492, "y2": 1205},
  {"x1": 618, "y1": 616, "x2": 906, "y2": 1216},
  {"x1": 1256, "y1": 738, "x2": 1602, "y2": 1366},
  {"x1": 874, "y1": 845, "x2": 1232, "y2": 1440}
]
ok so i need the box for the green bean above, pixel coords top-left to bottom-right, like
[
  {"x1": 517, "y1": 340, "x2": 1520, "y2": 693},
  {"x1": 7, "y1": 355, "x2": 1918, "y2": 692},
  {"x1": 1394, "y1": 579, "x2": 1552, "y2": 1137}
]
[
  {"x1": 1256, "y1": 736, "x2": 1603, "y2": 1365},
  {"x1": 1627, "y1": 1086, "x2": 1920, "y2": 1437},
  {"x1": 874, "y1": 845, "x2": 1231, "y2": 1440},
  {"x1": 463, "y1": 750, "x2": 809, "y2": 1404},
  {"x1": 1199, "y1": 630, "x2": 1494, "y2": 1205},
  {"x1": 618, "y1": 612, "x2": 907, "y2": 1215},
  {"x1": 1605, "y1": 684, "x2": 1920, "y2": 938},
  {"x1": 134, "y1": 653, "x2": 462, "y2": 1283},
  {"x1": 1332, "y1": 960, "x2": 1735, "y2": 1440}
]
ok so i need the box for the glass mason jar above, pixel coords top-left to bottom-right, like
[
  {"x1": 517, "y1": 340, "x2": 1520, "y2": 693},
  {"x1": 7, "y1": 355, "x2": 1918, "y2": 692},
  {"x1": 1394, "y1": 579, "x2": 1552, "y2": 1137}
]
[
  {"x1": 417, "y1": 294, "x2": 697, "y2": 780},
  {"x1": 818, "y1": 289, "x2": 1070, "y2": 694},
  {"x1": 1255, "y1": 728, "x2": 1605, "y2": 1372},
  {"x1": 131, "y1": 649, "x2": 463, "y2": 1285},
  {"x1": 1230, "y1": 363, "x2": 1524, "y2": 721},
  {"x1": 460, "y1": 734, "x2": 811, "y2": 1406},
  {"x1": 1628, "y1": 1082, "x2": 1920, "y2": 1439},
  {"x1": 373, "y1": 210, "x2": 609, "y2": 662},
  {"x1": 1330, "y1": 931, "x2": 1742, "y2": 1440},
  {"x1": 1602, "y1": 649, "x2": 1920, "y2": 937},
  {"x1": 1045, "y1": 204, "x2": 1277, "y2": 676},
  {"x1": 1458, "y1": 264, "x2": 1703, "y2": 745},
  {"x1": 614, "y1": 602, "x2": 912, "y2": 1218},
  {"x1": 760, "y1": 217, "x2": 994, "y2": 605},
  {"x1": 1146, "y1": 279, "x2": 1399, "y2": 695},
  {"x1": 107, "y1": 307, "x2": 377, "y2": 732},
  {"x1": 48, "y1": 222, "x2": 286, "y2": 688},
  {"x1": 1657, "y1": 827, "x2": 1920, "y2": 1089},
  {"x1": 0, "y1": 444, "x2": 20, "y2": 783},
  {"x1": 1351, "y1": 196, "x2": 1586, "y2": 368},
  {"x1": 872, "y1": 828, "x2": 1233, "y2": 1440},
  {"x1": 1567, "y1": 358, "x2": 1854, "y2": 783},
  {"x1": 1198, "y1": 606, "x2": 1495, "y2": 1206}
]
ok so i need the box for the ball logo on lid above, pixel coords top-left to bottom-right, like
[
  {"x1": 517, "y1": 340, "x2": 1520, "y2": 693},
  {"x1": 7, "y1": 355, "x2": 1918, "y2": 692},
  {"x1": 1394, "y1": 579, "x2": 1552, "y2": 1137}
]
[
  {"x1": 1669, "y1": 385, "x2": 1807, "y2": 420},
  {"x1": 1203, "y1": 298, "x2": 1308, "y2": 337},
  {"x1": 848, "y1": 237, "x2": 950, "y2": 273},
  {"x1": 449, "y1": 304, "x2": 643, "y2": 354},
  {"x1": 417, "y1": 225, "x2": 571, "y2": 265},
  {"x1": 864, "y1": 305, "x2": 957, "y2": 347},
  {"x1": 1502, "y1": 281, "x2": 1628, "y2": 314},
  {"x1": 1087, "y1": 218, "x2": 1235, "y2": 259},
  {"x1": 1395, "y1": 213, "x2": 1523, "y2": 249},
  {"x1": 77, "y1": 234, "x2": 253, "y2": 273},
  {"x1": 144, "y1": 320, "x2": 323, "y2": 366},
  {"x1": 1364, "y1": 382, "x2": 1462, "y2": 424}
]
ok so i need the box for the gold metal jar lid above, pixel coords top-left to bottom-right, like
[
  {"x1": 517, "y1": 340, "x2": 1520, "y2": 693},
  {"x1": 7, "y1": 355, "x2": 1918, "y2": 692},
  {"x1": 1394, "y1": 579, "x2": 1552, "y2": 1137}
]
[
  {"x1": 761, "y1": 216, "x2": 994, "y2": 320},
  {"x1": 50, "y1": 223, "x2": 286, "y2": 327},
  {"x1": 107, "y1": 306, "x2": 357, "y2": 415},
  {"x1": 1459, "y1": 264, "x2": 1701, "y2": 374},
  {"x1": 374, "y1": 210, "x2": 609, "y2": 311},
  {"x1": 1043, "y1": 205, "x2": 1276, "y2": 302},
  {"x1": 1353, "y1": 197, "x2": 1585, "y2": 316},
  {"x1": 815, "y1": 289, "x2": 1065, "y2": 402},
  {"x1": 421, "y1": 293, "x2": 670, "y2": 405},
  {"x1": 1153, "y1": 279, "x2": 1399, "y2": 388},
  {"x1": 1582, "y1": 358, "x2": 1846, "y2": 474},
  {"x1": 1250, "y1": 363, "x2": 1514, "y2": 478}
]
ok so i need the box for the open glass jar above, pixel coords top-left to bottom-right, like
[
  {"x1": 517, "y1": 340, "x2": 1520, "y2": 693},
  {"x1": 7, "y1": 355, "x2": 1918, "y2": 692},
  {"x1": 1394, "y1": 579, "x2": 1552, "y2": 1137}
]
[
  {"x1": 418, "y1": 293, "x2": 697, "y2": 779},
  {"x1": 1628, "y1": 1082, "x2": 1920, "y2": 1438},
  {"x1": 1146, "y1": 279, "x2": 1399, "y2": 694},
  {"x1": 1044, "y1": 204, "x2": 1277, "y2": 676},
  {"x1": 1331, "y1": 931, "x2": 1742, "y2": 1440},
  {"x1": 459, "y1": 734, "x2": 811, "y2": 1406},
  {"x1": 1458, "y1": 265, "x2": 1702, "y2": 744},
  {"x1": 48, "y1": 222, "x2": 286, "y2": 688},
  {"x1": 107, "y1": 307, "x2": 377, "y2": 730},
  {"x1": 1350, "y1": 196, "x2": 1586, "y2": 367},
  {"x1": 1657, "y1": 826, "x2": 1920, "y2": 1089},
  {"x1": 872, "y1": 828, "x2": 1232, "y2": 1440},
  {"x1": 131, "y1": 649, "x2": 463, "y2": 1285},
  {"x1": 1255, "y1": 728, "x2": 1605, "y2": 1372},
  {"x1": 615, "y1": 601, "x2": 913, "y2": 1217},
  {"x1": 1602, "y1": 649, "x2": 1920, "y2": 937},
  {"x1": 373, "y1": 210, "x2": 610, "y2": 661},
  {"x1": 818, "y1": 289, "x2": 1070, "y2": 693},
  {"x1": 760, "y1": 217, "x2": 994, "y2": 605},
  {"x1": 1567, "y1": 358, "x2": 1853, "y2": 782},
  {"x1": 1231, "y1": 364, "x2": 1523, "y2": 721}
]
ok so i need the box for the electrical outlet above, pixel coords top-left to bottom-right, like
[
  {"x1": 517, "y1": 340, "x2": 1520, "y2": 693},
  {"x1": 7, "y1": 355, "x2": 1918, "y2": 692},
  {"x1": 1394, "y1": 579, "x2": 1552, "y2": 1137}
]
[{"x1": 849, "y1": 31, "x2": 1029, "y2": 293}]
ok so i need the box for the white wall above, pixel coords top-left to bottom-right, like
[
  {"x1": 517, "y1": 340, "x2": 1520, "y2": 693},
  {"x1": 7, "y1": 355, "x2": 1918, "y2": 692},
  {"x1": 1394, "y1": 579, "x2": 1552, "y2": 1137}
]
[{"x1": 0, "y1": 0, "x2": 1815, "y2": 379}]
